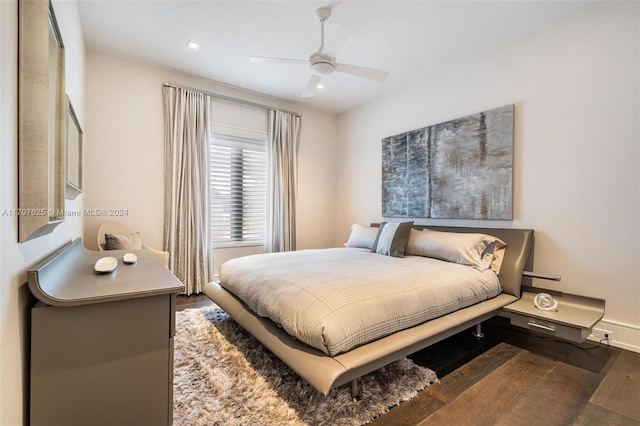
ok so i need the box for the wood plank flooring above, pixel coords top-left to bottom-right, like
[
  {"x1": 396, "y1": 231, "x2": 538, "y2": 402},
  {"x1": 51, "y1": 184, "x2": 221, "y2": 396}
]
[
  {"x1": 176, "y1": 295, "x2": 640, "y2": 425},
  {"x1": 372, "y1": 342, "x2": 639, "y2": 426}
]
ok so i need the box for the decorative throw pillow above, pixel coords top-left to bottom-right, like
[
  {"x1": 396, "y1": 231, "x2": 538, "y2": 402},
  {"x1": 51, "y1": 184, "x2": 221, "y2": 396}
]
[
  {"x1": 406, "y1": 229, "x2": 505, "y2": 272},
  {"x1": 370, "y1": 221, "x2": 414, "y2": 257},
  {"x1": 344, "y1": 224, "x2": 379, "y2": 249},
  {"x1": 104, "y1": 232, "x2": 143, "y2": 250}
]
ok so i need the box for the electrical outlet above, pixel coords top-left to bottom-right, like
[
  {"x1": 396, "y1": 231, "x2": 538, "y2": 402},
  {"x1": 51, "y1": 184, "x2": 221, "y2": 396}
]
[{"x1": 593, "y1": 328, "x2": 613, "y2": 340}]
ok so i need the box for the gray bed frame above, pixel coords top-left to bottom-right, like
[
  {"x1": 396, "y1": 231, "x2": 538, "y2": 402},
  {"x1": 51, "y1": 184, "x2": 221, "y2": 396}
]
[{"x1": 202, "y1": 226, "x2": 533, "y2": 397}]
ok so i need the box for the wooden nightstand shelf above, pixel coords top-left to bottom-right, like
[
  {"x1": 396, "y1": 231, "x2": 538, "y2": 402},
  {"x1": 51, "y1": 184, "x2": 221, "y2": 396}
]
[{"x1": 503, "y1": 290, "x2": 605, "y2": 343}]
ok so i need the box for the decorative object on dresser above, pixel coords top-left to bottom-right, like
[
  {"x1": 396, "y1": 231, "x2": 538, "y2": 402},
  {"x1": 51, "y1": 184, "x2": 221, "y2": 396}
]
[
  {"x1": 382, "y1": 104, "x2": 514, "y2": 219},
  {"x1": 28, "y1": 239, "x2": 184, "y2": 426}
]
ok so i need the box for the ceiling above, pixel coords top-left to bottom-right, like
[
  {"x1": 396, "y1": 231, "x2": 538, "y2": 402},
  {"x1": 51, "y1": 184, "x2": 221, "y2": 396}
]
[{"x1": 77, "y1": 0, "x2": 593, "y2": 115}]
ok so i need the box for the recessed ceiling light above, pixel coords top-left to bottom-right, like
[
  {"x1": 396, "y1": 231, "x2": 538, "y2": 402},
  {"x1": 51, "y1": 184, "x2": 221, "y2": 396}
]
[
  {"x1": 317, "y1": 83, "x2": 324, "y2": 89},
  {"x1": 186, "y1": 40, "x2": 200, "y2": 50}
]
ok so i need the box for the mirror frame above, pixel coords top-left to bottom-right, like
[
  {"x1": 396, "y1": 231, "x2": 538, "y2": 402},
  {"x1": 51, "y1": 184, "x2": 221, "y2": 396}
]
[
  {"x1": 65, "y1": 97, "x2": 83, "y2": 199},
  {"x1": 18, "y1": 0, "x2": 66, "y2": 241}
]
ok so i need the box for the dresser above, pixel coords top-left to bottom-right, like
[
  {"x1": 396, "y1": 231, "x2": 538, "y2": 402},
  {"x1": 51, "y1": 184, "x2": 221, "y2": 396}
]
[{"x1": 28, "y1": 239, "x2": 184, "y2": 426}]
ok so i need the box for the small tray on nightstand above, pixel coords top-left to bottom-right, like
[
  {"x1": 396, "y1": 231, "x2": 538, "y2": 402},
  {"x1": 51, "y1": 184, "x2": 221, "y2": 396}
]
[{"x1": 503, "y1": 290, "x2": 605, "y2": 343}]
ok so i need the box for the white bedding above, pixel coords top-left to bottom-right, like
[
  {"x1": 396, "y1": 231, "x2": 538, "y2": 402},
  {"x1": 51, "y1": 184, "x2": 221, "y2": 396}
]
[{"x1": 219, "y1": 248, "x2": 501, "y2": 356}]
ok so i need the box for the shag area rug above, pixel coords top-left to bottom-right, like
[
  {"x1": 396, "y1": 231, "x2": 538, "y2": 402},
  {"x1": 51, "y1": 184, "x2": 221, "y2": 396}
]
[{"x1": 173, "y1": 306, "x2": 438, "y2": 426}]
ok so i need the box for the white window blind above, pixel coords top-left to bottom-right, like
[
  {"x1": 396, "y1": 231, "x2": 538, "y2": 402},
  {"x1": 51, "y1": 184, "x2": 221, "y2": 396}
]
[{"x1": 210, "y1": 135, "x2": 267, "y2": 247}]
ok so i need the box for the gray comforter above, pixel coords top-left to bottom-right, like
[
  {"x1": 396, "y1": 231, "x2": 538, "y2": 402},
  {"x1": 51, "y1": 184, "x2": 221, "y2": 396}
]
[{"x1": 219, "y1": 248, "x2": 501, "y2": 356}]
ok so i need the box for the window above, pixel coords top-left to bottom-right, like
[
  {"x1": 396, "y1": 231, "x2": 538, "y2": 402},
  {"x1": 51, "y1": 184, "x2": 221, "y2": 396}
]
[{"x1": 210, "y1": 134, "x2": 268, "y2": 247}]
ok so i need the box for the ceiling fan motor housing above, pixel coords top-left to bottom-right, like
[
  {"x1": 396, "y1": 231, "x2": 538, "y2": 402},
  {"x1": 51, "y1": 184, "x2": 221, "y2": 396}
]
[
  {"x1": 315, "y1": 7, "x2": 331, "y2": 21},
  {"x1": 309, "y1": 53, "x2": 335, "y2": 76}
]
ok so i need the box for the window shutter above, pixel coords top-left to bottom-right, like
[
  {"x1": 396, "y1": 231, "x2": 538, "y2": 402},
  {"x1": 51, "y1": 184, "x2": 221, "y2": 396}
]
[{"x1": 210, "y1": 136, "x2": 267, "y2": 246}]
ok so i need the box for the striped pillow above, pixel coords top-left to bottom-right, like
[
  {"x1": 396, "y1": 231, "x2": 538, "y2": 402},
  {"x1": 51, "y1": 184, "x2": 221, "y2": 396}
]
[{"x1": 371, "y1": 221, "x2": 414, "y2": 257}]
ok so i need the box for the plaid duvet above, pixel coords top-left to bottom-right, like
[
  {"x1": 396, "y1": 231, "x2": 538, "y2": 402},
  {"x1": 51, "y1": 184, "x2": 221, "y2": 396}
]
[{"x1": 219, "y1": 248, "x2": 501, "y2": 356}]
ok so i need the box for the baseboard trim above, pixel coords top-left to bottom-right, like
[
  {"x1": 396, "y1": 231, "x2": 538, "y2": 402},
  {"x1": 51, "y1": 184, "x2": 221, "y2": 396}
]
[{"x1": 587, "y1": 319, "x2": 640, "y2": 353}]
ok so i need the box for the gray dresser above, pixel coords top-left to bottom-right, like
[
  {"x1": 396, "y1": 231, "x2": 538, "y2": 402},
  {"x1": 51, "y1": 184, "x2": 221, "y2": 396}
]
[{"x1": 28, "y1": 239, "x2": 184, "y2": 426}]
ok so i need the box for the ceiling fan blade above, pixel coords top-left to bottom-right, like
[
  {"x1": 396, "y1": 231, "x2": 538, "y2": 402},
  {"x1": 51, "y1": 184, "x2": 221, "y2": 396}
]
[
  {"x1": 250, "y1": 56, "x2": 308, "y2": 65},
  {"x1": 334, "y1": 63, "x2": 389, "y2": 82},
  {"x1": 302, "y1": 75, "x2": 322, "y2": 98},
  {"x1": 322, "y1": 22, "x2": 353, "y2": 57}
]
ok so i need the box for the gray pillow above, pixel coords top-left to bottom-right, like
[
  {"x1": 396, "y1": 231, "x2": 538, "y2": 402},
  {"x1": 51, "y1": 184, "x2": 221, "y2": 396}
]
[
  {"x1": 371, "y1": 221, "x2": 414, "y2": 257},
  {"x1": 104, "y1": 232, "x2": 142, "y2": 250}
]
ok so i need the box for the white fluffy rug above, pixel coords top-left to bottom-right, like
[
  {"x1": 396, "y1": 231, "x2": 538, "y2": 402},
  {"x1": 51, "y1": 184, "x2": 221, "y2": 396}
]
[{"x1": 173, "y1": 306, "x2": 437, "y2": 426}]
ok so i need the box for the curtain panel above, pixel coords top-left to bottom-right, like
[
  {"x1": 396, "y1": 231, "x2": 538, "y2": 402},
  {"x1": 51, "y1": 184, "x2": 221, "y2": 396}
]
[
  {"x1": 162, "y1": 86, "x2": 213, "y2": 295},
  {"x1": 266, "y1": 110, "x2": 302, "y2": 252}
]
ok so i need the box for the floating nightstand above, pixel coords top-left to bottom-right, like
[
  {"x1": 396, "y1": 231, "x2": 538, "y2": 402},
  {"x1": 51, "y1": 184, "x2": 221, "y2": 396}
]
[{"x1": 504, "y1": 289, "x2": 605, "y2": 343}]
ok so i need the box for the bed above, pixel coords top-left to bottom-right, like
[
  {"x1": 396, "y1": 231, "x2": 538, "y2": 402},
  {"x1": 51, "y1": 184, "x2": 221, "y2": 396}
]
[{"x1": 202, "y1": 225, "x2": 533, "y2": 397}]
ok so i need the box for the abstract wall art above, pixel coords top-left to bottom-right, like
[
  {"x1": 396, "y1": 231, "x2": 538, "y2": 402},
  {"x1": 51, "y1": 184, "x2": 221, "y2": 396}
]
[{"x1": 382, "y1": 104, "x2": 513, "y2": 219}]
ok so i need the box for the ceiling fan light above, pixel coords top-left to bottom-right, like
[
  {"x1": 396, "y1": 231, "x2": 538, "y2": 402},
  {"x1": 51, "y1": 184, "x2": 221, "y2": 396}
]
[
  {"x1": 311, "y1": 62, "x2": 335, "y2": 76},
  {"x1": 186, "y1": 40, "x2": 200, "y2": 49}
]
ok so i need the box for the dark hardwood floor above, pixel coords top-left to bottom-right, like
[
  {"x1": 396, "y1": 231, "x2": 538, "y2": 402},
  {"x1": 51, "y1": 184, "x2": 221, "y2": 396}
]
[
  {"x1": 374, "y1": 342, "x2": 639, "y2": 425},
  {"x1": 176, "y1": 293, "x2": 215, "y2": 311},
  {"x1": 176, "y1": 294, "x2": 640, "y2": 425}
]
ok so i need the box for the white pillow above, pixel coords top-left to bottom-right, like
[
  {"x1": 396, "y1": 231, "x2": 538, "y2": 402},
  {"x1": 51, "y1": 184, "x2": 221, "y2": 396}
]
[
  {"x1": 406, "y1": 229, "x2": 506, "y2": 272},
  {"x1": 344, "y1": 224, "x2": 378, "y2": 249},
  {"x1": 407, "y1": 228, "x2": 423, "y2": 251}
]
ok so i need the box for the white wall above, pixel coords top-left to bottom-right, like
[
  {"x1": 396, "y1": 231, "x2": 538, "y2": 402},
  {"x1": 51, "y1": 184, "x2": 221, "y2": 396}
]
[
  {"x1": 0, "y1": 1, "x2": 86, "y2": 424},
  {"x1": 336, "y1": 2, "x2": 639, "y2": 351},
  {"x1": 83, "y1": 53, "x2": 338, "y2": 266}
]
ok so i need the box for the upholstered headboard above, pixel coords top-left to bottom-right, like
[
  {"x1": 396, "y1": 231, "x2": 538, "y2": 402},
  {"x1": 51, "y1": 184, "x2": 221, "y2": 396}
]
[{"x1": 373, "y1": 224, "x2": 534, "y2": 298}]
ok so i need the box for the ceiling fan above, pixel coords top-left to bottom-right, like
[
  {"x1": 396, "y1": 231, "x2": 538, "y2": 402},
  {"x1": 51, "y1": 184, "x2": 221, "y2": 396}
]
[{"x1": 250, "y1": 7, "x2": 389, "y2": 98}]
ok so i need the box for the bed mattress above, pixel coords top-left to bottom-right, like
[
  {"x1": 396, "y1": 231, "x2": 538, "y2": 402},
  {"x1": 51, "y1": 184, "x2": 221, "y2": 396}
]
[{"x1": 219, "y1": 247, "x2": 501, "y2": 356}]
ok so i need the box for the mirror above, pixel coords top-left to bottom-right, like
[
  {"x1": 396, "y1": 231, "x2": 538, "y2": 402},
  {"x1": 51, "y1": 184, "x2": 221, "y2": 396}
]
[
  {"x1": 66, "y1": 98, "x2": 83, "y2": 199},
  {"x1": 18, "y1": 0, "x2": 66, "y2": 241}
]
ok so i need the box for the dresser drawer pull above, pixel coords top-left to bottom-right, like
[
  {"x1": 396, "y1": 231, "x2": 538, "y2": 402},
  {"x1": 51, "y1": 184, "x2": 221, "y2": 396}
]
[{"x1": 527, "y1": 321, "x2": 556, "y2": 332}]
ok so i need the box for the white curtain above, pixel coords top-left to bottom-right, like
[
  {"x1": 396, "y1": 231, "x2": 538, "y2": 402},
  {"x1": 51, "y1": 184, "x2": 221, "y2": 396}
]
[
  {"x1": 162, "y1": 86, "x2": 213, "y2": 295},
  {"x1": 266, "y1": 110, "x2": 301, "y2": 252}
]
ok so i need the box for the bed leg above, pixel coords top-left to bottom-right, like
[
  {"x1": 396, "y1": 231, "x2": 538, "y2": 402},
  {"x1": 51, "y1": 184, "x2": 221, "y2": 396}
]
[
  {"x1": 350, "y1": 379, "x2": 359, "y2": 401},
  {"x1": 472, "y1": 322, "x2": 485, "y2": 338}
]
